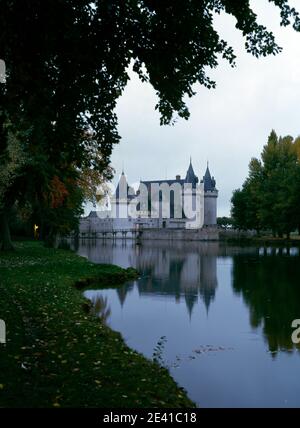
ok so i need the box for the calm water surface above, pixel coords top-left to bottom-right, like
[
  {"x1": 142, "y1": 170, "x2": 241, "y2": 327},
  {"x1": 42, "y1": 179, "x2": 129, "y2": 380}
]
[{"x1": 76, "y1": 240, "x2": 300, "y2": 408}]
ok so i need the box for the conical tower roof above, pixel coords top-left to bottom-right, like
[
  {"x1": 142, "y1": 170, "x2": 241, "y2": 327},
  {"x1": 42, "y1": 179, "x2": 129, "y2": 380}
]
[
  {"x1": 185, "y1": 158, "x2": 198, "y2": 186},
  {"x1": 115, "y1": 170, "x2": 135, "y2": 199},
  {"x1": 203, "y1": 163, "x2": 216, "y2": 191}
]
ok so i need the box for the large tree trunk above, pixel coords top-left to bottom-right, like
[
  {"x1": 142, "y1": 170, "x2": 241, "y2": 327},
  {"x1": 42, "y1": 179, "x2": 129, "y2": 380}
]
[{"x1": 0, "y1": 211, "x2": 14, "y2": 251}]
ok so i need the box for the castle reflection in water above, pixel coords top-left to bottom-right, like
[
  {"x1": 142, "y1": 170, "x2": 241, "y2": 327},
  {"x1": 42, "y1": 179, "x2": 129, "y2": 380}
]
[{"x1": 75, "y1": 239, "x2": 256, "y2": 317}]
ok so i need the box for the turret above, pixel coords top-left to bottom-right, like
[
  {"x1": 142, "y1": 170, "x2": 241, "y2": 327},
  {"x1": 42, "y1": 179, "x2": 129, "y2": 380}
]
[
  {"x1": 112, "y1": 170, "x2": 135, "y2": 218},
  {"x1": 201, "y1": 163, "x2": 218, "y2": 226},
  {"x1": 185, "y1": 158, "x2": 199, "y2": 188}
]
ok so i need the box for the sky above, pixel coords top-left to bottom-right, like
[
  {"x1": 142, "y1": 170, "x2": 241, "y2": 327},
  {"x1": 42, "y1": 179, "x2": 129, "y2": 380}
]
[{"x1": 101, "y1": 1, "x2": 300, "y2": 217}]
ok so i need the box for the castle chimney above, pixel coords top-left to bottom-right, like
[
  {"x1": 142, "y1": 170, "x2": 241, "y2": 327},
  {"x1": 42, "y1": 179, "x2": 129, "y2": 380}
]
[{"x1": 176, "y1": 175, "x2": 181, "y2": 181}]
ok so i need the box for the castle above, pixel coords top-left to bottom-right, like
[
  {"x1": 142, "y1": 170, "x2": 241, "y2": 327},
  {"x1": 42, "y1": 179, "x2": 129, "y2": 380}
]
[{"x1": 80, "y1": 160, "x2": 218, "y2": 233}]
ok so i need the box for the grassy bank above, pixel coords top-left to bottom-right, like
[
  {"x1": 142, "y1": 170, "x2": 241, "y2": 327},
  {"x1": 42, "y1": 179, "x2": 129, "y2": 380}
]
[{"x1": 0, "y1": 241, "x2": 194, "y2": 408}]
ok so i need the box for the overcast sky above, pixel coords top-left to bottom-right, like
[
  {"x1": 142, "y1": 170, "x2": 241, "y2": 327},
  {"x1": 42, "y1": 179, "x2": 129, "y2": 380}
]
[{"x1": 103, "y1": 1, "x2": 300, "y2": 217}]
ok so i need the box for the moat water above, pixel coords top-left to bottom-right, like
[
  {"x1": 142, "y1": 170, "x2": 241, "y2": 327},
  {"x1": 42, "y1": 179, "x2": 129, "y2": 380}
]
[{"x1": 76, "y1": 239, "x2": 300, "y2": 408}]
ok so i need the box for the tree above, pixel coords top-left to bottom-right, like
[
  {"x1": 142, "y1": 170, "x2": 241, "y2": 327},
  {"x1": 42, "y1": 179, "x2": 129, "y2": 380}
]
[
  {"x1": 231, "y1": 186, "x2": 260, "y2": 232},
  {"x1": 231, "y1": 189, "x2": 247, "y2": 230},
  {"x1": 231, "y1": 130, "x2": 300, "y2": 237},
  {"x1": 0, "y1": 129, "x2": 31, "y2": 250},
  {"x1": 231, "y1": 157, "x2": 264, "y2": 233},
  {"x1": 290, "y1": 135, "x2": 300, "y2": 234},
  {"x1": 38, "y1": 173, "x2": 85, "y2": 247},
  {"x1": 1, "y1": 1, "x2": 300, "y2": 249},
  {"x1": 259, "y1": 132, "x2": 299, "y2": 237},
  {"x1": 217, "y1": 216, "x2": 233, "y2": 229}
]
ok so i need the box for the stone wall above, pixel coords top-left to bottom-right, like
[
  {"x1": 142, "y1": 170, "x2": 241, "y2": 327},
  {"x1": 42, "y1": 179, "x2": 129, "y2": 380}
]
[{"x1": 139, "y1": 227, "x2": 219, "y2": 241}]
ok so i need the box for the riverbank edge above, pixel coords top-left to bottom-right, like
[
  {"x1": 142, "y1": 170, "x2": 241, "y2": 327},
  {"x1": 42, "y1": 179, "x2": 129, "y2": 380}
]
[
  {"x1": 220, "y1": 236, "x2": 300, "y2": 246},
  {"x1": 0, "y1": 241, "x2": 195, "y2": 408}
]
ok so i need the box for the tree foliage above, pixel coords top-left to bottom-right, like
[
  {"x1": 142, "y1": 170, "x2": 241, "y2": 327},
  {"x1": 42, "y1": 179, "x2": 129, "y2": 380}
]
[
  {"x1": 231, "y1": 130, "x2": 300, "y2": 237},
  {"x1": 0, "y1": 130, "x2": 30, "y2": 210},
  {"x1": 217, "y1": 216, "x2": 233, "y2": 228}
]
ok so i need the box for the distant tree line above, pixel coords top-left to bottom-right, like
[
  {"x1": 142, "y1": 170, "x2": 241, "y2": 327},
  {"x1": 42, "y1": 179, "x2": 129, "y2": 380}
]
[
  {"x1": 231, "y1": 131, "x2": 300, "y2": 238},
  {"x1": 217, "y1": 217, "x2": 233, "y2": 229}
]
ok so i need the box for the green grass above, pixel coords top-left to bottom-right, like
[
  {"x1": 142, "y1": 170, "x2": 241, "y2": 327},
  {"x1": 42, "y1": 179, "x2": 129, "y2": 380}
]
[{"x1": 0, "y1": 241, "x2": 194, "y2": 408}]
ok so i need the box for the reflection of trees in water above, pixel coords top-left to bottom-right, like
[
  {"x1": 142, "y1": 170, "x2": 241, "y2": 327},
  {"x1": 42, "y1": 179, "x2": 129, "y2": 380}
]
[
  {"x1": 232, "y1": 253, "x2": 300, "y2": 353},
  {"x1": 91, "y1": 295, "x2": 111, "y2": 324}
]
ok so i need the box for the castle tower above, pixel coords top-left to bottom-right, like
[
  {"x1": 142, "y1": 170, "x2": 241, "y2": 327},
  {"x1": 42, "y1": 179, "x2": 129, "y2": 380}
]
[
  {"x1": 202, "y1": 163, "x2": 218, "y2": 226},
  {"x1": 111, "y1": 170, "x2": 135, "y2": 219},
  {"x1": 184, "y1": 159, "x2": 204, "y2": 229}
]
